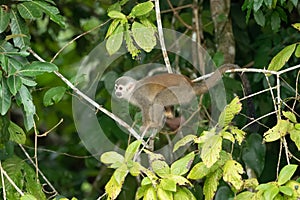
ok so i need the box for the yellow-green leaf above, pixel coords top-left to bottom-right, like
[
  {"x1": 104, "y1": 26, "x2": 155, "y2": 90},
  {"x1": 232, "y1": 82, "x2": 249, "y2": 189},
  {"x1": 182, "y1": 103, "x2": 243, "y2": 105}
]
[
  {"x1": 151, "y1": 160, "x2": 170, "y2": 178},
  {"x1": 129, "y1": 1, "x2": 154, "y2": 17},
  {"x1": 106, "y1": 24, "x2": 124, "y2": 55},
  {"x1": 125, "y1": 140, "x2": 142, "y2": 161},
  {"x1": 105, "y1": 175, "x2": 123, "y2": 200},
  {"x1": 278, "y1": 164, "x2": 298, "y2": 185},
  {"x1": 263, "y1": 120, "x2": 291, "y2": 142},
  {"x1": 173, "y1": 134, "x2": 197, "y2": 152},
  {"x1": 157, "y1": 187, "x2": 173, "y2": 200},
  {"x1": 144, "y1": 187, "x2": 157, "y2": 200},
  {"x1": 218, "y1": 96, "x2": 242, "y2": 128},
  {"x1": 292, "y1": 23, "x2": 300, "y2": 31},
  {"x1": 159, "y1": 178, "x2": 176, "y2": 192},
  {"x1": 290, "y1": 128, "x2": 300, "y2": 150},
  {"x1": 170, "y1": 152, "x2": 194, "y2": 175},
  {"x1": 200, "y1": 135, "x2": 222, "y2": 168},
  {"x1": 100, "y1": 151, "x2": 124, "y2": 168},
  {"x1": 203, "y1": 168, "x2": 222, "y2": 200},
  {"x1": 230, "y1": 126, "x2": 246, "y2": 145},
  {"x1": 268, "y1": 44, "x2": 296, "y2": 71},
  {"x1": 105, "y1": 19, "x2": 121, "y2": 38},
  {"x1": 282, "y1": 111, "x2": 297, "y2": 123},
  {"x1": 223, "y1": 160, "x2": 244, "y2": 190},
  {"x1": 295, "y1": 44, "x2": 300, "y2": 58},
  {"x1": 174, "y1": 187, "x2": 196, "y2": 200},
  {"x1": 107, "y1": 10, "x2": 126, "y2": 20}
]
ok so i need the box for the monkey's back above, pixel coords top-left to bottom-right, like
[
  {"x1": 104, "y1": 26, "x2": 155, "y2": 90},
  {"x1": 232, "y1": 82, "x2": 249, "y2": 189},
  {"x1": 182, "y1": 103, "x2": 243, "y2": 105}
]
[{"x1": 133, "y1": 73, "x2": 196, "y2": 106}]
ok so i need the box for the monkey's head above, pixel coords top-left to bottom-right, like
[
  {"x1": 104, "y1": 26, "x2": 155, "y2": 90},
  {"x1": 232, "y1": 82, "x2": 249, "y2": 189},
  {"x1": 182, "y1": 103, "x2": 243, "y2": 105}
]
[{"x1": 114, "y1": 76, "x2": 137, "y2": 100}]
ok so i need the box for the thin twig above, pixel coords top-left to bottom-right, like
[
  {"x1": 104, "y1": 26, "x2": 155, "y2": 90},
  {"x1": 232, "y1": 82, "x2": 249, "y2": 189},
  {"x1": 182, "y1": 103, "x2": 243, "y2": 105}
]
[
  {"x1": 33, "y1": 120, "x2": 39, "y2": 180},
  {"x1": 37, "y1": 118, "x2": 64, "y2": 137},
  {"x1": 19, "y1": 145, "x2": 58, "y2": 197},
  {"x1": 154, "y1": 0, "x2": 172, "y2": 73},
  {"x1": 50, "y1": 20, "x2": 111, "y2": 63},
  {"x1": 28, "y1": 49, "x2": 146, "y2": 146},
  {"x1": 0, "y1": 161, "x2": 6, "y2": 200}
]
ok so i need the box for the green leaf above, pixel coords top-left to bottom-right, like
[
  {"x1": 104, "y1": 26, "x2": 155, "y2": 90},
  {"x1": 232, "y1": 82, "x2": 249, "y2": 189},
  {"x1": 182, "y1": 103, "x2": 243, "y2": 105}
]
[
  {"x1": 0, "y1": 115, "x2": 10, "y2": 144},
  {"x1": 114, "y1": 163, "x2": 128, "y2": 185},
  {"x1": 290, "y1": 128, "x2": 300, "y2": 150},
  {"x1": 106, "y1": 24, "x2": 124, "y2": 55},
  {"x1": 124, "y1": 23, "x2": 140, "y2": 58},
  {"x1": 171, "y1": 152, "x2": 194, "y2": 176},
  {"x1": 253, "y1": 10, "x2": 266, "y2": 26},
  {"x1": 43, "y1": 86, "x2": 66, "y2": 106},
  {"x1": 168, "y1": 174, "x2": 191, "y2": 186},
  {"x1": 18, "y1": 61, "x2": 58, "y2": 76},
  {"x1": 200, "y1": 135, "x2": 222, "y2": 168},
  {"x1": 292, "y1": 23, "x2": 300, "y2": 31},
  {"x1": 129, "y1": 1, "x2": 154, "y2": 17},
  {"x1": 174, "y1": 187, "x2": 196, "y2": 200},
  {"x1": 242, "y1": 133, "x2": 266, "y2": 177},
  {"x1": 187, "y1": 162, "x2": 210, "y2": 180},
  {"x1": 173, "y1": 134, "x2": 197, "y2": 152},
  {"x1": 10, "y1": 10, "x2": 30, "y2": 49},
  {"x1": 105, "y1": 174, "x2": 124, "y2": 199},
  {"x1": 2, "y1": 156, "x2": 46, "y2": 199},
  {"x1": 285, "y1": 181, "x2": 300, "y2": 198},
  {"x1": 203, "y1": 168, "x2": 222, "y2": 200},
  {"x1": 100, "y1": 151, "x2": 124, "y2": 168},
  {"x1": 17, "y1": 2, "x2": 43, "y2": 19},
  {"x1": 282, "y1": 111, "x2": 297, "y2": 123},
  {"x1": 295, "y1": 44, "x2": 300, "y2": 57},
  {"x1": 107, "y1": 10, "x2": 127, "y2": 20},
  {"x1": 151, "y1": 160, "x2": 170, "y2": 178},
  {"x1": 159, "y1": 178, "x2": 176, "y2": 192},
  {"x1": 268, "y1": 44, "x2": 296, "y2": 71},
  {"x1": 279, "y1": 186, "x2": 293, "y2": 196},
  {"x1": 230, "y1": 126, "x2": 246, "y2": 145},
  {"x1": 7, "y1": 75, "x2": 22, "y2": 95},
  {"x1": 105, "y1": 19, "x2": 121, "y2": 38},
  {"x1": 278, "y1": 164, "x2": 298, "y2": 185},
  {"x1": 253, "y1": 0, "x2": 263, "y2": 11},
  {"x1": 8, "y1": 121, "x2": 26, "y2": 144},
  {"x1": 132, "y1": 21, "x2": 156, "y2": 52},
  {"x1": 218, "y1": 96, "x2": 242, "y2": 128},
  {"x1": 235, "y1": 191, "x2": 255, "y2": 200},
  {"x1": 32, "y1": 1, "x2": 65, "y2": 27},
  {"x1": 223, "y1": 160, "x2": 244, "y2": 190},
  {"x1": 262, "y1": 183, "x2": 279, "y2": 200},
  {"x1": 264, "y1": 0, "x2": 273, "y2": 8},
  {"x1": 0, "y1": 6, "x2": 10, "y2": 33},
  {"x1": 271, "y1": 11, "x2": 281, "y2": 31},
  {"x1": 17, "y1": 85, "x2": 35, "y2": 130},
  {"x1": 20, "y1": 77, "x2": 37, "y2": 87},
  {"x1": 144, "y1": 187, "x2": 157, "y2": 200},
  {"x1": 263, "y1": 120, "x2": 292, "y2": 142},
  {"x1": 0, "y1": 79, "x2": 12, "y2": 115},
  {"x1": 21, "y1": 194, "x2": 37, "y2": 200},
  {"x1": 124, "y1": 140, "x2": 142, "y2": 161},
  {"x1": 157, "y1": 187, "x2": 173, "y2": 200}
]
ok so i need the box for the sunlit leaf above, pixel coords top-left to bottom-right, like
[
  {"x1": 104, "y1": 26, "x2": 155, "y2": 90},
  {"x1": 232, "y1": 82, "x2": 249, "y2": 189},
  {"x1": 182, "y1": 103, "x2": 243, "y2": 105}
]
[
  {"x1": 108, "y1": 10, "x2": 127, "y2": 20},
  {"x1": 282, "y1": 111, "x2": 297, "y2": 123},
  {"x1": 105, "y1": 19, "x2": 121, "y2": 38},
  {"x1": 106, "y1": 24, "x2": 124, "y2": 55},
  {"x1": 279, "y1": 186, "x2": 293, "y2": 196},
  {"x1": 263, "y1": 120, "x2": 292, "y2": 142},
  {"x1": 173, "y1": 134, "x2": 197, "y2": 152},
  {"x1": 171, "y1": 152, "x2": 194, "y2": 175},
  {"x1": 151, "y1": 160, "x2": 170, "y2": 178},
  {"x1": 230, "y1": 126, "x2": 246, "y2": 145},
  {"x1": 200, "y1": 135, "x2": 222, "y2": 168},
  {"x1": 124, "y1": 140, "x2": 142, "y2": 161},
  {"x1": 278, "y1": 164, "x2": 298, "y2": 185},
  {"x1": 218, "y1": 96, "x2": 242, "y2": 128},
  {"x1": 290, "y1": 128, "x2": 300, "y2": 150},
  {"x1": 268, "y1": 44, "x2": 296, "y2": 71},
  {"x1": 292, "y1": 23, "x2": 300, "y2": 31},
  {"x1": 124, "y1": 23, "x2": 140, "y2": 58},
  {"x1": 144, "y1": 187, "x2": 157, "y2": 200},
  {"x1": 203, "y1": 168, "x2": 222, "y2": 200},
  {"x1": 159, "y1": 178, "x2": 176, "y2": 192},
  {"x1": 157, "y1": 187, "x2": 173, "y2": 200},
  {"x1": 174, "y1": 187, "x2": 196, "y2": 200},
  {"x1": 129, "y1": 1, "x2": 154, "y2": 17},
  {"x1": 101, "y1": 151, "x2": 124, "y2": 168},
  {"x1": 223, "y1": 160, "x2": 244, "y2": 190}
]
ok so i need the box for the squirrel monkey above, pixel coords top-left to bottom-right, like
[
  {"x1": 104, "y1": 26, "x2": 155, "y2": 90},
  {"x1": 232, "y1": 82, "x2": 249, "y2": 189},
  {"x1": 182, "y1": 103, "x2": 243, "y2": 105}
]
[{"x1": 114, "y1": 64, "x2": 236, "y2": 132}]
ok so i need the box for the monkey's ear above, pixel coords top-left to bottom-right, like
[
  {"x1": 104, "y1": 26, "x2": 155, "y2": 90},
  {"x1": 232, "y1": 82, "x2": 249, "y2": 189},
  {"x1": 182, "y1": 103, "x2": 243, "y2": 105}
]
[{"x1": 127, "y1": 82, "x2": 135, "y2": 91}]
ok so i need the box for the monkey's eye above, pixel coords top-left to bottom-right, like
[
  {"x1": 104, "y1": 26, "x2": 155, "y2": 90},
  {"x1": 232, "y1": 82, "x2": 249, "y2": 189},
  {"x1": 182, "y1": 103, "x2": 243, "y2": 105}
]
[{"x1": 118, "y1": 86, "x2": 123, "y2": 91}]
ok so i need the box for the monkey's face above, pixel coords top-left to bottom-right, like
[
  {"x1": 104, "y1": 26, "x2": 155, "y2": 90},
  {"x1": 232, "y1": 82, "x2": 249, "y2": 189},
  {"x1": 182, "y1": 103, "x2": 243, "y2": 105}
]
[{"x1": 114, "y1": 76, "x2": 136, "y2": 100}]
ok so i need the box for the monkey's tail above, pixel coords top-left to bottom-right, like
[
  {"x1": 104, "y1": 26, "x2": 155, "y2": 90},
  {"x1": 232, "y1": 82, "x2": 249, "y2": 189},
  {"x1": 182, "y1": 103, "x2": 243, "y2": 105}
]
[{"x1": 193, "y1": 63, "x2": 238, "y2": 95}]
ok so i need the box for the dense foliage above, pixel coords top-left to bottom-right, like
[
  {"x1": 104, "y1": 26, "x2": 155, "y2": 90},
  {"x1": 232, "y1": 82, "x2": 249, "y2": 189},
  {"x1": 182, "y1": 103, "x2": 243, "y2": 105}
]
[{"x1": 0, "y1": 0, "x2": 299, "y2": 199}]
